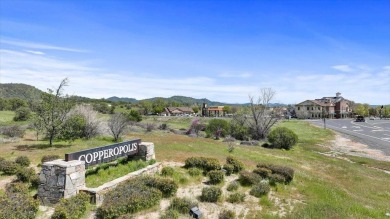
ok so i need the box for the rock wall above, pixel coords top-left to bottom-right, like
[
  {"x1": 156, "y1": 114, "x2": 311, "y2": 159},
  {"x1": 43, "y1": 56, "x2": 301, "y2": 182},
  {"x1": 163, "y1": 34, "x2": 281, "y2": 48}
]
[
  {"x1": 38, "y1": 160, "x2": 85, "y2": 205},
  {"x1": 136, "y1": 142, "x2": 155, "y2": 161}
]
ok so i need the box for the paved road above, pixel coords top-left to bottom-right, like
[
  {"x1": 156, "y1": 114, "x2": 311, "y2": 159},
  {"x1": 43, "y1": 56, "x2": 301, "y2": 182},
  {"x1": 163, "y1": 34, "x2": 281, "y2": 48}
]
[{"x1": 307, "y1": 118, "x2": 390, "y2": 156}]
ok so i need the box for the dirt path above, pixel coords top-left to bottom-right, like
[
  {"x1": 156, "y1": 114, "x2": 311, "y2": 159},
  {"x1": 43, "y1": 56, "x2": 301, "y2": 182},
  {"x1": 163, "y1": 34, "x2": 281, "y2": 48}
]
[{"x1": 322, "y1": 133, "x2": 390, "y2": 162}]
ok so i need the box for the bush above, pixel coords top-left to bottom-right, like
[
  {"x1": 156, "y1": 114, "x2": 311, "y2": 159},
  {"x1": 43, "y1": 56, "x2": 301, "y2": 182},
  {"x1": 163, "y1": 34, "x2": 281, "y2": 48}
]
[
  {"x1": 41, "y1": 155, "x2": 61, "y2": 163},
  {"x1": 256, "y1": 163, "x2": 294, "y2": 184},
  {"x1": 30, "y1": 174, "x2": 40, "y2": 189},
  {"x1": 146, "y1": 123, "x2": 155, "y2": 132},
  {"x1": 223, "y1": 164, "x2": 234, "y2": 176},
  {"x1": 96, "y1": 178, "x2": 162, "y2": 219},
  {"x1": 219, "y1": 209, "x2": 236, "y2": 219},
  {"x1": 205, "y1": 119, "x2": 230, "y2": 139},
  {"x1": 201, "y1": 186, "x2": 222, "y2": 202},
  {"x1": 226, "y1": 156, "x2": 244, "y2": 173},
  {"x1": 0, "y1": 160, "x2": 19, "y2": 175},
  {"x1": 267, "y1": 127, "x2": 298, "y2": 150},
  {"x1": 188, "y1": 168, "x2": 202, "y2": 177},
  {"x1": 5, "y1": 182, "x2": 29, "y2": 194},
  {"x1": 58, "y1": 114, "x2": 87, "y2": 141},
  {"x1": 229, "y1": 124, "x2": 249, "y2": 141},
  {"x1": 250, "y1": 182, "x2": 270, "y2": 198},
  {"x1": 184, "y1": 157, "x2": 221, "y2": 172},
  {"x1": 269, "y1": 173, "x2": 286, "y2": 185},
  {"x1": 160, "y1": 209, "x2": 179, "y2": 219},
  {"x1": 0, "y1": 188, "x2": 39, "y2": 219},
  {"x1": 161, "y1": 166, "x2": 175, "y2": 176},
  {"x1": 142, "y1": 176, "x2": 178, "y2": 198},
  {"x1": 127, "y1": 110, "x2": 142, "y2": 122},
  {"x1": 168, "y1": 197, "x2": 198, "y2": 214},
  {"x1": 253, "y1": 168, "x2": 272, "y2": 178},
  {"x1": 16, "y1": 167, "x2": 36, "y2": 183},
  {"x1": 15, "y1": 156, "x2": 30, "y2": 167},
  {"x1": 13, "y1": 107, "x2": 31, "y2": 121},
  {"x1": 1, "y1": 125, "x2": 25, "y2": 138},
  {"x1": 226, "y1": 181, "x2": 239, "y2": 191},
  {"x1": 227, "y1": 192, "x2": 245, "y2": 203},
  {"x1": 159, "y1": 123, "x2": 168, "y2": 130},
  {"x1": 208, "y1": 170, "x2": 225, "y2": 184},
  {"x1": 239, "y1": 171, "x2": 262, "y2": 186},
  {"x1": 51, "y1": 193, "x2": 90, "y2": 219}
]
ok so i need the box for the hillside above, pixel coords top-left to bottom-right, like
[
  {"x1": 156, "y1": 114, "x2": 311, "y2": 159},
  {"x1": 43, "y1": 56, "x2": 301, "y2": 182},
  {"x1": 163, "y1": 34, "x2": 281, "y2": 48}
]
[
  {"x1": 0, "y1": 83, "x2": 44, "y2": 100},
  {"x1": 108, "y1": 95, "x2": 236, "y2": 106}
]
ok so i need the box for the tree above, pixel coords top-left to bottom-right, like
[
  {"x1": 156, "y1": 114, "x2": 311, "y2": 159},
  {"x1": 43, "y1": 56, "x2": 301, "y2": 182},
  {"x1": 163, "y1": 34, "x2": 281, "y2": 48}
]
[
  {"x1": 126, "y1": 110, "x2": 142, "y2": 122},
  {"x1": 139, "y1": 100, "x2": 153, "y2": 115},
  {"x1": 71, "y1": 104, "x2": 102, "y2": 139},
  {"x1": 108, "y1": 113, "x2": 128, "y2": 142},
  {"x1": 223, "y1": 106, "x2": 232, "y2": 115},
  {"x1": 58, "y1": 114, "x2": 87, "y2": 142},
  {"x1": 13, "y1": 107, "x2": 31, "y2": 121},
  {"x1": 192, "y1": 106, "x2": 200, "y2": 114},
  {"x1": 206, "y1": 119, "x2": 229, "y2": 139},
  {"x1": 248, "y1": 88, "x2": 279, "y2": 140},
  {"x1": 36, "y1": 78, "x2": 75, "y2": 146},
  {"x1": 354, "y1": 103, "x2": 369, "y2": 117}
]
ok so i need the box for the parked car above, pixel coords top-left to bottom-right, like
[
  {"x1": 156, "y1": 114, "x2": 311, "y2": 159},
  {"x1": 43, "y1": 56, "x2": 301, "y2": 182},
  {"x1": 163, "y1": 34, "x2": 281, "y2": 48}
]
[
  {"x1": 355, "y1": 116, "x2": 365, "y2": 122},
  {"x1": 369, "y1": 116, "x2": 375, "y2": 120}
]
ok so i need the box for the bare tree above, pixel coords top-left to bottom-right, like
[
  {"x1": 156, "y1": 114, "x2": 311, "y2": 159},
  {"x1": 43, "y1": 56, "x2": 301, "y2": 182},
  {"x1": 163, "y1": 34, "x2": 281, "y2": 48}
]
[
  {"x1": 248, "y1": 88, "x2": 279, "y2": 140},
  {"x1": 70, "y1": 104, "x2": 102, "y2": 139},
  {"x1": 108, "y1": 113, "x2": 128, "y2": 142}
]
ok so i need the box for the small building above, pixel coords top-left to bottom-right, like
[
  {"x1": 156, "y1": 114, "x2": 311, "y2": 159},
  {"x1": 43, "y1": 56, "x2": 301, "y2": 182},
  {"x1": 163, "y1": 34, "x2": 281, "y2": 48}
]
[
  {"x1": 201, "y1": 103, "x2": 225, "y2": 117},
  {"x1": 164, "y1": 107, "x2": 194, "y2": 116},
  {"x1": 295, "y1": 92, "x2": 352, "y2": 119}
]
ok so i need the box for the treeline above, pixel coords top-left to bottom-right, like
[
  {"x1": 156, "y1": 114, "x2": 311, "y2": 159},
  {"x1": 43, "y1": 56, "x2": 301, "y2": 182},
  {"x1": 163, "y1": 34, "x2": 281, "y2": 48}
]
[{"x1": 353, "y1": 103, "x2": 390, "y2": 117}]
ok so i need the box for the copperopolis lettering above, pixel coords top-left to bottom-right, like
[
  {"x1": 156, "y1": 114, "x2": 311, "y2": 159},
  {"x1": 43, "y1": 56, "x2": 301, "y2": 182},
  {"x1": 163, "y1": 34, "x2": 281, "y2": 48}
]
[{"x1": 65, "y1": 139, "x2": 141, "y2": 167}]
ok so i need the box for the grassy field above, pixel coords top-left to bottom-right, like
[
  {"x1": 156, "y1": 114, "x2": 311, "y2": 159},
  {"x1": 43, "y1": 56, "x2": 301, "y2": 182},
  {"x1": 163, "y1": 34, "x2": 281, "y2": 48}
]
[{"x1": 0, "y1": 112, "x2": 389, "y2": 218}]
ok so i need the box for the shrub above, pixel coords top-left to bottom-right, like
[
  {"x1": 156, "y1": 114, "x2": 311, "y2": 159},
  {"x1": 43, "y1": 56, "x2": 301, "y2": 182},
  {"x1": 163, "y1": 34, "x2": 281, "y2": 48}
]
[
  {"x1": 15, "y1": 156, "x2": 30, "y2": 167},
  {"x1": 205, "y1": 119, "x2": 229, "y2": 139},
  {"x1": 160, "y1": 209, "x2": 179, "y2": 219},
  {"x1": 250, "y1": 182, "x2": 270, "y2": 198},
  {"x1": 227, "y1": 192, "x2": 245, "y2": 203},
  {"x1": 184, "y1": 157, "x2": 221, "y2": 172},
  {"x1": 148, "y1": 159, "x2": 157, "y2": 165},
  {"x1": 203, "y1": 158, "x2": 221, "y2": 172},
  {"x1": 0, "y1": 157, "x2": 4, "y2": 162},
  {"x1": 51, "y1": 193, "x2": 90, "y2": 219},
  {"x1": 1, "y1": 125, "x2": 25, "y2": 138},
  {"x1": 219, "y1": 209, "x2": 236, "y2": 219},
  {"x1": 269, "y1": 173, "x2": 286, "y2": 185},
  {"x1": 5, "y1": 182, "x2": 29, "y2": 194},
  {"x1": 30, "y1": 174, "x2": 40, "y2": 189},
  {"x1": 41, "y1": 155, "x2": 61, "y2": 163},
  {"x1": 267, "y1": 127, "x2": 298, "y2": 150},
  {"x1": 201, "y1": 186, "x2": 222, "y2": 202},
  {"x1": 0, "y1": 188, "x2": 39, "y2": 219},
  {"x1": 226, "y1": 181, "x2": 239, "y2": 191},
  {"x1": 142, "y1": 176, "x2": 178, "y2": 198},
  {"x1": 0, "y1": 160, "x2": 19, "y2": 175},
  {"x1": 159, "y1": 123, "x2": 168, "y2": 130},
  {"x1": 96, "y1": 178, "x2": 162, "y2": 219},
  {"x1": 223, "y1": 164, "x2": 234, "y2": 176},
  {"x1": 229, "y1": 124, "x2": 249, "y2": 141},
  {"x1": 16, "y1": 167, "x2": 36, "y2": 183},
  {"x1": 208, "y1": 170, "x2": 225, "y2": 184},
  {"x1": 13, "y1": 107, "x2": 31, "y2": 121},
  {"x1": 253, "y1": 168, "x2": 272, "y2": 179},
  {"x1": 58, "y1": 114, "x2": 87, "y2": 141},
  {"x1": 226, "y1": 156, "x2": 244, "y2": 173},
  {"x1": 161, "y1": 166, "x2": 175, "y2": 177},
  {"x1": 168, "y1": 197, "x2": 198, "y2": 214},
  {"x1": 239, "y1": 171, "x2": 262, "y2": 186},
  {"x1": 188, "y1": 168, "x2": 202, "y2": 176},
  {"x1": 257, "y1": 164, "x2": 294, "y2": 184},
  {"x1": 146, "y1": 123, "x2": 155, "y2": 132},
  {"x1": 127, "y1": 110, "x2": 142, "y2": 122}
]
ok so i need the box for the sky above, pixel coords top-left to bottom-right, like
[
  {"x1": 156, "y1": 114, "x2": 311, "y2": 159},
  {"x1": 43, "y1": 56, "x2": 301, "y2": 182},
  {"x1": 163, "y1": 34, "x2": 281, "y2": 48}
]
[{"x1": 0, "y1": 0, "x2": 389, "y2": 104}]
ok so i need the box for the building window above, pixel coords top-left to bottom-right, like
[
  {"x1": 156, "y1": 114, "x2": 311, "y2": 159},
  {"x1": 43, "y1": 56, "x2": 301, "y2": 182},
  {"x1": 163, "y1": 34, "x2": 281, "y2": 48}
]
[
  {"x1": 307, "y1": 107, "x2": 309, "y2": 110},
  {"x1": 318, "y1": 107, "x2": 320, "y2": 110},
  {"x1": 298, "y1": 107, "x2": 300, "y2": 110}
]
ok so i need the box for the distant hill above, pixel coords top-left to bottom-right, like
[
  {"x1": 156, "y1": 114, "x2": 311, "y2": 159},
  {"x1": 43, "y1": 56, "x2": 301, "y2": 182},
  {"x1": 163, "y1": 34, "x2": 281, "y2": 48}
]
[
  {"x1": 108, "y1": 95, "x2": 230, "y2": 106},
  {"x1": 0, "y1": 83, "x2": 44, "y2": 100},
  {"x1": 107, "y1": 96, "x2": 138, "y2": 103}
]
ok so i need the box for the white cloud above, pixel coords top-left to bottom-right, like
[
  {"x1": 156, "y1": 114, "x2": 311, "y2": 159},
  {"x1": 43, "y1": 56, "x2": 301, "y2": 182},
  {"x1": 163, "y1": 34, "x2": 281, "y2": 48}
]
[
  {"x1": 331, "y1": 65, "x2": 353, "y2": 72},
  {"x1": 0, "y1": 39, "x2": 87, "y2": 53},
  {"x1": 25, "y1": 50, "x2": 45, "y2": 55},
  {"x1": 218, "y1": 72, "x2": 252, "y2": 78}
]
